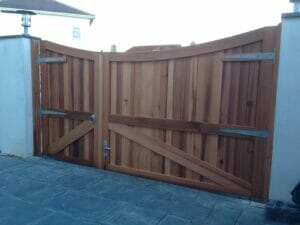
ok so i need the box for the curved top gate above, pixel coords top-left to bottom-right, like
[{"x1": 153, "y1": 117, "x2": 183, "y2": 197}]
[{"x1": 32, "y1": 26, "x2": 279, "y2": 201}]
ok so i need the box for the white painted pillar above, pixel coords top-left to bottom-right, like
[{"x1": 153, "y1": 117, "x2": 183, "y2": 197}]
[
  {"x1": 269, "y1": 5, "x2": 300, "y2": 204},
  {"x1": 0, "y1": 36, "x2": 34, "y2": 158}
]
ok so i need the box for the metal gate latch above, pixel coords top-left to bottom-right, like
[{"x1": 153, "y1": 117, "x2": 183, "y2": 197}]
[{"x1": 103, "y1": 140, "x2": 112, "y2": 162}]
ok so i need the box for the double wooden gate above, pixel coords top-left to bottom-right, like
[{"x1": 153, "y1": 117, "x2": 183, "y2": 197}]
[{"x1": 32, "y1": 26, "x2": 279, "y2": 201}]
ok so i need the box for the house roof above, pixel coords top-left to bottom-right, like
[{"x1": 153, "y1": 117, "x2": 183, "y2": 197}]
[
  {"x1": 126, "y1": 45, "x2": 181, "y2": 52},
  {"x1": 0, "y1": 0, "x2": 95, "y2": 22}
]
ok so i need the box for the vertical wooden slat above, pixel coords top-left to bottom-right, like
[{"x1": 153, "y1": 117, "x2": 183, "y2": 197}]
[
  {"x1": 115, "y1": 63, "x2": 123, "y2": 166},
  {"x1": 93, "y1": 53, "x2": 103, "y2": 168},
  {"x1": 48, "y1": 52, "x2": 60, "y2": 154},
  {"x1": 40, "y1": 43, "x2": 49, "y2": 155},
  {"x1": 172, "y1": 58, "x2": 189, "y2": 178},
  {"x1": 72, "y1": 57, "x2": 80, "y2": 157},
  {"x1": 243, "y1": 42, "x2": 262, "y2": 182},
  {"x1": 191, "y1": 56, "x2": 202, "y2": 180},
  {"x1": 110, "y1": 62, "x2": 117, "y2": 165},
  {"x1": 83, "y1": 60, "x2": 90, "y2": 160},
  {"x1": 120, "y1": 63, "x2": 133, "y2": 167},
  {"x1": 57, "y1": 53, "x2": 65, "y2": 146},
  {"x1": 185, "y1": 56, "x2": 197, "y2": 179},
  {"x1": 132, "y1": 63, "x2": 142, "y2": 169},
  {"x1": 63, "y1": 56, "x2": 70, "y2": 156},
  {"x1": 195, "y1": 55, "x2": 208, "y2": 181},
  {"x1": 88, "y1": 61, "x2": 95, "y2": 164},
  {"x1": 236, "y1": 44, "x2": 251, "y2": 180},
  {"x1": 138, "y1": 62, "x2": 154, "y2": 171},
  {"x1": 99, "y1": 53, "x2": 109, "y2": 168},
  {"x1": 151, "y1": 61, "x2": 167, "y2": 173},
  {"x1": 252, "y1": 27, "x2": 277, "y2": 200},
  {"x1": 165, "y1": 60, "x2": 174, "y2": 175},
  {"x1": 226, "y1": 47, "x2": 242, "y2": 175},
  {"x1": 205, "y1": 52, "x2": 223, "y2": 167}
]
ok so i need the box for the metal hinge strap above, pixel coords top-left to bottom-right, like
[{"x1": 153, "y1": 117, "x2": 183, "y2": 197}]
[
  {"x1": 39, "y1": 108, "x2": 96, "y2": 121},
  {"x1": 39, "y1": 108, "x2": 66, "y2": 116},
  {"x1": 37, "y1": 57, "x2": 66, "y2": 64},
  {"x1": 223, "y1": 52, "x2": 275, "y2": 61},
  {"x1": 218, "y1": 129, "x2": 268, "y2": 138}
]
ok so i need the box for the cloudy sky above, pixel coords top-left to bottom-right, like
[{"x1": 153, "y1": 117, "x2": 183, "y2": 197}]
[{"x1": 0, "y1": 0, "x2": 293, "y2": 51}]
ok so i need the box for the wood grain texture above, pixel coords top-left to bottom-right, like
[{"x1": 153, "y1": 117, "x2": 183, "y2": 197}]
[
  {"x1": 31, "y1": 39, "x2": 41, "y2": 155},
  {"x1": 108, "y1": 164, "x2": 251, "y2": 196},
  {"x1": 48, "y1": 121, "x2": 94, "y2": 154},
  {"x1": 39, "y1": 41, "x2": 98, "y2": 167},
  {"x1": 83, "y1": 60, "x2": 90, "y2": 160},
  {"x1": 35, "y1": 26, "x2": 278, "y2": 201},
  {"x1": 165, "y1": 60, "x2": 174, "y2": 175},
  {"x1": 106, "y1": 26, "x2": 278, "y2": 200},
  {"x1": 110, "y1": 62, "x2": 118, "y2": 165},
  {"x1": 109, "y1": 115, "x2": 264, "y2": 138},
  {"x1": 109, "y1": 123, "x2": 251, "y2": 193}
]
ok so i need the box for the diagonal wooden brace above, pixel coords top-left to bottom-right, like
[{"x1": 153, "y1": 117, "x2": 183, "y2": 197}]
[
  {"x1": 48, "y1": 121, "x2": 95, "y2": 154},
  {"x1": 109, "y1": 122, "x2": 252, "y2": 194}
]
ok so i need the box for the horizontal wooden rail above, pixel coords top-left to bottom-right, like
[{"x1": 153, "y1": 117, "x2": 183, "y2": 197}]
[
  {"x1": 109, "y1": 115, "x2": 267, "y2": 138},
  {"x1": 109, "y1": 122, "x2": 252, "y2": 193},
  {"x1": 42, "y1": 41, "x2": 97, "y2": 60},
  {"x1": 41, "y1": 108, "x2": 95, "y2": 121}
]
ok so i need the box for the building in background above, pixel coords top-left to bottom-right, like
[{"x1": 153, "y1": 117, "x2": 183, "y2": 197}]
[{"x1": 0, "y1": 0, "x2": 95, "y2": 50}]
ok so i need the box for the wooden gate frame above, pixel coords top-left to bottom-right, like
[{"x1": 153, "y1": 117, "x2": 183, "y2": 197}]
[
  {"x1": 31, "y1": 40, "x2": 104, "y2": 168},
  {"x1": 102, "y1": 26, "x2": 280, "y2": 201},
  {"x1": 31, "y1": 25, "x2": 280, "y2": 201}
]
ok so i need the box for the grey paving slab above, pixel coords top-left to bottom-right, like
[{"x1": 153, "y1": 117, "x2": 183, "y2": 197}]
[
  {"x1": 203, "y1": 204, "x2": 242, "y2": 225},
  {"x1": 0, "y1": 155, "x2": 23, "y2": 170},
  {"x1": 103, "y1": 204, "x2": 165, "y2": 225},
  {"x1": 158, "y1": 215, "x2": 191, "y2": 225},
  {"x1": 30, "y1": 212, "x2": 98, "y2": 225},
  {"x1": 41, "y1": 189, "x2": 127, "y2": 222},
  {"x1": 166, "y1": 200, "x2": 213, "y2": 224},
  {"x1": 236, "y1": 206, "x2": 292, "y2": 225},
  {"x1": 0, "y1": 193, "x2": 51, "y2": 225},
  {"x1": 0, "y1": 156, "x2": 293, "y2": 225},
  {"x1": 0, "y1": 176, "x2": 46, "y2": 198},
  {"x1": 23, "y1": 185, "x2": 68, "y2": 205}
]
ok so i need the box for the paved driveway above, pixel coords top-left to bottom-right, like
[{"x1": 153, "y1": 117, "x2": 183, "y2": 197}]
[{"x1": 0, "y1": 156, "x2": 288, "y2": 225}]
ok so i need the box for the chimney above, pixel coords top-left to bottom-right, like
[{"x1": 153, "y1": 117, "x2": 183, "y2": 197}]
[
  {"x1": 21, "y1": 12, "x2": 32, "y2": 35},
  {"x1": 291, "y1": 0, "x2": 300, "y2": 12}
]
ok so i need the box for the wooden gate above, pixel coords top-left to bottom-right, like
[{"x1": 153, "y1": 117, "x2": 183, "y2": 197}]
[
  {"x1": 34, "y1": 41, "x2": 102, "y2": 167},
  {"x1": 105, "y1": 26, "x2": 279, "y2": 200},
  {"x1": 32, "y1": 26, "x2": 279, "y2": 201}
]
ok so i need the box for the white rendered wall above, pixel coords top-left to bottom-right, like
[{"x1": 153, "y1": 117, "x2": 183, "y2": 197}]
[
  {"x1": 269, "y1": 14, "x2": 300, "y2": 204},
  {"x1": 0, "y1": 37, "x2": 33, "y2": 158}
]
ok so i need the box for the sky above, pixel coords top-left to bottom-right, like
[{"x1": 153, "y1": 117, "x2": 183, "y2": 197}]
[{"x1": 0, "y1": 0, "x2": 293, "y2": 51}]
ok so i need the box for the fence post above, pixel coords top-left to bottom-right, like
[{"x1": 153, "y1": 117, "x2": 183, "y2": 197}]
[
  {"x1": 31, "y1": 39, "x2": 42, "y2": 156},
  {"x1": 101, "y1": 54, "x2": 111, "y2": 168},
  {"x1": 0, "y1": 36, "x2": 36, "y2": 158},
  {"x1": 269, "y1": 7, "x2": 300, "y2": 204}
]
